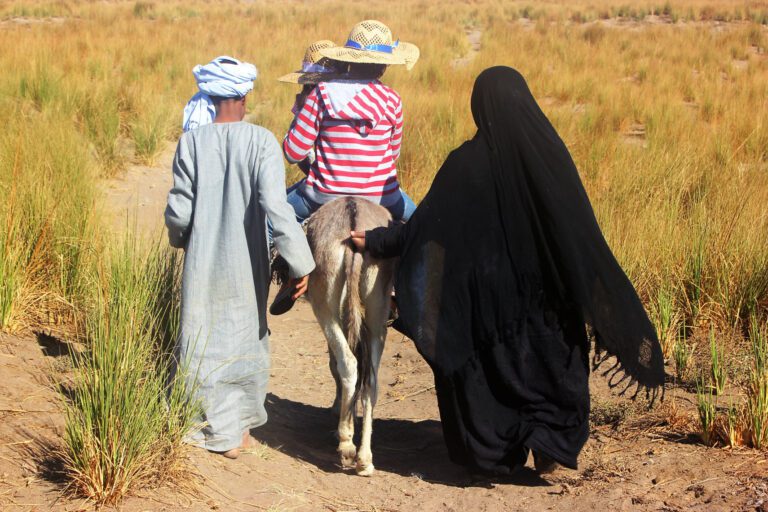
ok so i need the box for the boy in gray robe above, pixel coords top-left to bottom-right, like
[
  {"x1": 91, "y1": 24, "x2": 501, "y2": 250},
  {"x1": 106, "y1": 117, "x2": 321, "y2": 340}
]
[{"x1": 166, "y1": 56, "x2": 315, "y2": 458}]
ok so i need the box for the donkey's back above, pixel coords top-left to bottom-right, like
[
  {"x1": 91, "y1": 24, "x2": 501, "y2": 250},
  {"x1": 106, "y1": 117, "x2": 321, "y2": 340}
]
[{"x1": 306, "y1": 197, "x2": 395, "y2": 476}]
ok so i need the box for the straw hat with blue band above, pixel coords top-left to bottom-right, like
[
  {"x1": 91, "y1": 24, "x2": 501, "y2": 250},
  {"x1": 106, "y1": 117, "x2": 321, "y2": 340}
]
[
  {"x1": 319, "y1": 20, "x2": 420, "y2": 71},
  {"x1": 278, "y1": 40, "x2": 348, "y2": 84}
]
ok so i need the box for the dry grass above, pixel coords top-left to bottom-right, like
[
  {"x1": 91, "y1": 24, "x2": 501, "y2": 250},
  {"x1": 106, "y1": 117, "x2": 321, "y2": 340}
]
[
  {"x1": 1, "y1": 1, "x2": 766, "y2": 334},
  {"x1": 0, "y1": 0, "x2": 767, "y2": 503}
]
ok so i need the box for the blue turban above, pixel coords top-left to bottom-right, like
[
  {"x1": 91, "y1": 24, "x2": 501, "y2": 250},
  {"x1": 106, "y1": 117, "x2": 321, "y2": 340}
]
[{"x1": 182, "y1": 56, "x2": 258, "y2": 132}]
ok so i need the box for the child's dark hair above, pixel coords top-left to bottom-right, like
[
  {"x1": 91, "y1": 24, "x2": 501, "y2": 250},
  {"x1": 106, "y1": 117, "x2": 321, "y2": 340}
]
[
  {"x1": 347, "y1": 63, "x2": 387, "y2": 79},
  {"x1": 211, "y1": 95, "x2": 245, "y2": 106}
]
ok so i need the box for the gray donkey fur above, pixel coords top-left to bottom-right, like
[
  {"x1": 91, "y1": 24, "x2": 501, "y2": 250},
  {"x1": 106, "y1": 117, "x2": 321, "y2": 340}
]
[{"x1": 305, "y1": 197, "x2": 395, "y2": 476}]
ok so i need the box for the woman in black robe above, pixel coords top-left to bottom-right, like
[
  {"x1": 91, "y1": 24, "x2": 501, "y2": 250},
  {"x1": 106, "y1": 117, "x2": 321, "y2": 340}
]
[{"x1": 351, "y1": 66, "x2": 664, "y2": 475}]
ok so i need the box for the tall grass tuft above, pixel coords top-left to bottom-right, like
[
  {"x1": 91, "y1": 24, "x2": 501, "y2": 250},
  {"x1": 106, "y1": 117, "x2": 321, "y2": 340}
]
[
  {"x1": 696, "y1": 376, "x2": 718, "y2": 446},
  {"x1": 0, "y1": 105, "x2": 95, "y2": 330},
  {"x1": 62, "y1": 239, "x2": 199, "y2": 504},
  {"x1": 725, "y1": 400, "x2": 744, "y2": 448},
  {"x1": 685, "y1": 225, "x2": 707, "y2": 325},
  {"x1": 747, "y1": 315, "x2": 768, "y2": 449},
  {"x1": 673, "y1": 331, "x2": 692, "y2": 382},
  {"x1": 709, "y1": 328, "x2": 727, "y2": 395},
  {"x1": 651, "y1": 286, "x2": 679, "y2": 358},
  {"x1": 131, "y1": 107, "x2": 171, "y2": 166},
  {"x1": 79, "y1": 89, "x2": 124, "y2": 176}
]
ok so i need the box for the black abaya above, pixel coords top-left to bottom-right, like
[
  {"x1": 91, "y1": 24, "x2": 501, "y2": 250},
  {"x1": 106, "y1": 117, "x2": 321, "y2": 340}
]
[{"x1": 365, "y1": 67, "x2": 664, "y2": 475}]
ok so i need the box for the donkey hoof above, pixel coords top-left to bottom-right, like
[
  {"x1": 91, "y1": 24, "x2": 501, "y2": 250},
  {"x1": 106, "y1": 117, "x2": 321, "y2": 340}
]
[
  {"x1": 338, "y1": 443, "x2": 357, "y2": 468},
  {"x1": 356, "y1": 462, "x2": 375, "y2": 477}
]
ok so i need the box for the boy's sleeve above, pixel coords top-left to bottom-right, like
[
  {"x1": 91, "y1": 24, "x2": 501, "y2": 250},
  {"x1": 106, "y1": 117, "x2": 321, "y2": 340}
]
[
  {"x1": 390, "y1": 94, "x2": 404, "y2": 162},
  {"x1": 259, "y1": 131, "x2": 315, "y2": 278},
  {"x1": 165, "y1": 136, "x2": 196, "y2": 249},
  {"x1": 283, "y1": 87, "x2": 321, "y2": 164}
]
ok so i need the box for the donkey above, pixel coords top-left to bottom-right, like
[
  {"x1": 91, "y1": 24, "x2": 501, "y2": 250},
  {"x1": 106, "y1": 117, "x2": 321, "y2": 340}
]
[{"x1": 305, "y1": 197, "x2": 396, "y2": 476}]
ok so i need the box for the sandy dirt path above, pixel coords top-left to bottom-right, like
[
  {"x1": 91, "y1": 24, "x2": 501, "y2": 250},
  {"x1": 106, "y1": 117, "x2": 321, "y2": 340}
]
[
  {"x1": 99, "y1": 145, "x2": 176, "y2": 237},
  {"x1": 0, "y1": 144, "x2": 766, "y2": 511}
]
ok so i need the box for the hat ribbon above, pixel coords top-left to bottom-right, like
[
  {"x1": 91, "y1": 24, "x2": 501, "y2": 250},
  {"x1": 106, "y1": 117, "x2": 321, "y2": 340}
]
[
  {"x1": 344, "y1": 39, "x2": 399, "y2": 54},
  {"x1": 301, "y1": 61, "x2": 333, "y2": 73}
]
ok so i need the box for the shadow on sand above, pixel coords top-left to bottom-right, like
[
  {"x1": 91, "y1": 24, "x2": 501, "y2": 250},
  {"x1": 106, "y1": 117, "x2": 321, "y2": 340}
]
[{"x1": 253, "y1": 393, "x2": 551, "y2": 488}]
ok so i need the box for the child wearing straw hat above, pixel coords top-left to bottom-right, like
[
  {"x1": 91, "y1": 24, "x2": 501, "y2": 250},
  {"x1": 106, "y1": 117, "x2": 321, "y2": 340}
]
[{"x1": 281, "y1": 20, "x2": 420, "y2": 225}]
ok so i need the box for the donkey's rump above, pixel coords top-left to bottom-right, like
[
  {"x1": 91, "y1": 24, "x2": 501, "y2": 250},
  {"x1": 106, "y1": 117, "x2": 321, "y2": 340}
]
[{"x1": 306, "y1": 197, "x2": 394, "y2": 271}]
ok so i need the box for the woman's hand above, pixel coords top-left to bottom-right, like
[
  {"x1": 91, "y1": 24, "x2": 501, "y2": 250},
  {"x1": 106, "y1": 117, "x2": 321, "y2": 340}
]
[{"x1": 350, "y1": 231, "x2": 366, "y2": 251}]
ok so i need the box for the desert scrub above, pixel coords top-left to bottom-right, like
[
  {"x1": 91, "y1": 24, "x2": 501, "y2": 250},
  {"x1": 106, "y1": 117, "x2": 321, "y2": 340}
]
[
  {"x1": 651, "y1": 286, "x2": 679, "y2": 358},
  {"x1": 673, "y1": 332, "x2": 693, "y2": 382},
  {"x1": 709, "y1": 329, "x2": 728, "y2": 395},
  {"x1": 696, "y1": 377, "x2": 718, "y2": 445},
  {"x1": 62, "y1": 239, "x2": 199, "y2": 504},
  {"x1": 0, "y1": 105, "x2": 95, "y2": 330},
  {"x1": 747, "y1": 316, "x2": 768, "y2": 448}
]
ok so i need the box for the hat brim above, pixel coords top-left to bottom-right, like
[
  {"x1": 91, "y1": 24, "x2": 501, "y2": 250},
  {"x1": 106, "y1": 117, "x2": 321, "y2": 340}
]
[
  {"x1": 396, "y1": 42, "x2": 420, "y2": 71},
  {"x1": 277, "y1": 70, "x2": 348, "y2": 85},
  {"x1": 319, "y1": 42, "x2": 420, "y2": 70}
]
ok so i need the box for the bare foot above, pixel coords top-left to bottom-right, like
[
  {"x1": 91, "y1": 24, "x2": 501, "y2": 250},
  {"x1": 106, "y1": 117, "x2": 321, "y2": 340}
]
[
  {"x1": 240, "y1": 431, "x2": 260, "y2": 450},
  {"x1": 533, "y1": 450, "x2": 558, "y2": 474},
  {"x1": 218, "y1": 430, "x2": 258, "y2": 459},
  {"x1": 221, "y1": 447, "x2": 240, "y2": 459}
]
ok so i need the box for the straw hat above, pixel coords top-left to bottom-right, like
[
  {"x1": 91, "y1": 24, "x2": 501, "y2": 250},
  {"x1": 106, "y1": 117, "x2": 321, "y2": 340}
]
[
  {"x1": 320, "y1": 20, "x2": 420, "y2": 71},
  {"x1": 277, "y1": 40, "x2": 346, "y2": 85}
]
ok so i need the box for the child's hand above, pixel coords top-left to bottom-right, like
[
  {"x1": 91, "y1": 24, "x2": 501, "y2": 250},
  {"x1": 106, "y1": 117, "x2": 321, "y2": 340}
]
[{"x1": 290, "y1": 275, "x2": 309, "y2": 300}]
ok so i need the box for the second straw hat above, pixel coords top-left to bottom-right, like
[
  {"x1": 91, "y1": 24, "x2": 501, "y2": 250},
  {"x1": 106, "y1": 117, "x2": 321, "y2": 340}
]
[{"x1": 277, "y1": 40, "x2": 345, "y2": 84}]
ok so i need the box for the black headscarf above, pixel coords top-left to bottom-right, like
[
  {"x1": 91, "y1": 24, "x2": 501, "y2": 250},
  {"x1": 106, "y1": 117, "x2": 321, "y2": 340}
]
[{"x1": 385, "y1": 66, "x2": 664, "y2": 395}]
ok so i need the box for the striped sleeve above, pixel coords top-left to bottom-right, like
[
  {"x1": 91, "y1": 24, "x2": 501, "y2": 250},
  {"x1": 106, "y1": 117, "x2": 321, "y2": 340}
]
[
  {"x1": 390, "y1": 94, "x2": 403, "y2": 162},
  {"x1": 283, "y1": 88, "x2": 321, "y2": 164}
]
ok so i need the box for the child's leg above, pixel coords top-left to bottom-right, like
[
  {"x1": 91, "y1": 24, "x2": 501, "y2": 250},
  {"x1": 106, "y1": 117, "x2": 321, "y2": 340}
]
[
  {"x1": 285, "y1": 179, "x2": 317, "y2": 223},
  {"x1": 387, "y1": 188, "x2": 417, "y2": 222},
  {"x1": 268, "y1": 179, "x2": 318, "y2": 245}
]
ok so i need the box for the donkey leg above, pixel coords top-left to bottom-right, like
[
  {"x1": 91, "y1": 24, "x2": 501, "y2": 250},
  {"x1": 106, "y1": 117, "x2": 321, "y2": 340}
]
[
  {"x1": 356, "y1": 328, "x2": 386, "y2": 476},
  {"x1": 328, "y1": 348, "x2": 342, "y2": 415},
  {"x1": 321, "y1": 320, "x2": 358, "y2": 468}
]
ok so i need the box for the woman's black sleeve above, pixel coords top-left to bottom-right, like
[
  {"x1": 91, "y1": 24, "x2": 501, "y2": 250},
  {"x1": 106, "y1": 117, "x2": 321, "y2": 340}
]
[{"x1": 365, "y1": 222, "x2": 409, "y2": 258}]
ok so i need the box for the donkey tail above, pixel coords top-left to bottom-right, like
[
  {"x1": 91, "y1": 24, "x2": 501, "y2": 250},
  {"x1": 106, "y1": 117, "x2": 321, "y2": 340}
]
[{"x1": 343, "y1": 198, "x2": 371, "y2": 402}]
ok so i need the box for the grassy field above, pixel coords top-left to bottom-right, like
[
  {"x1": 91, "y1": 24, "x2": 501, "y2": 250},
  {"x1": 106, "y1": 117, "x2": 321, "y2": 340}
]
[{"x1": 0, "y1": 0, "x2": 767, "y2": 503}]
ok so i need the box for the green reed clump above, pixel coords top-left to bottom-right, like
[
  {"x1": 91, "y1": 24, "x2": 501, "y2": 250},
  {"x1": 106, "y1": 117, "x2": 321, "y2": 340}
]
[
  {"x1": 79, "y1": 89, "x2": 124, "y2": 176},
  {"x1": 62, "y1": 239, "x2": 198, "y2": 505},
  {"x1": 696, "y1": 376, "x2": 718, "y2": 446},
  {"x1": 132, "y1": 1, "x2": 157, "y2": 19},
  {"x1": 673, "y1": 331, "x2": 692, "y2": 382},
  {"x1": 725, "y1": 400, "x2": 743, "y2": 448},
  {"x1": 709, "y1": 328, "x2": 727, "y2": 395},
  {"x1": 0, "y1": 222, "x2": 24, "y2": 330},
  {"x1": 131, "y1": 107, "x2": 171, "y2": 166},
  {"x1": 747, "y1": 315, "x2": 768, "y2": 448},
  {"x1": 651, "y1": 286, "x2": 679, "y2": 358},
  {"x1": 685, "y1": 225, "x2": 708, "y2": 324},
  {"x1": 0, "y1": 104, "x2": 95, "y2": 330},
  {"x1": 6, "y1": 2, "x2": 71, "y2": 19},
  {"x1": 19, "y1": 64, "x2": 62, "y2": 111}
]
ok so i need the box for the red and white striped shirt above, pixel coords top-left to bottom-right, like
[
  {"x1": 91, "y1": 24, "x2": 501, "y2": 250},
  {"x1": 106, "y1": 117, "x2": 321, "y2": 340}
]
[{"x1": 283, "y1": 80, "x2": 403, "y2": 207}]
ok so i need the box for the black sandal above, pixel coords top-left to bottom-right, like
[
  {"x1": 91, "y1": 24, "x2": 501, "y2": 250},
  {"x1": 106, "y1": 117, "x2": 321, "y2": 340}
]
[{"x1": 269, "y1": 283, "x2": 298, "y2": 316}]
